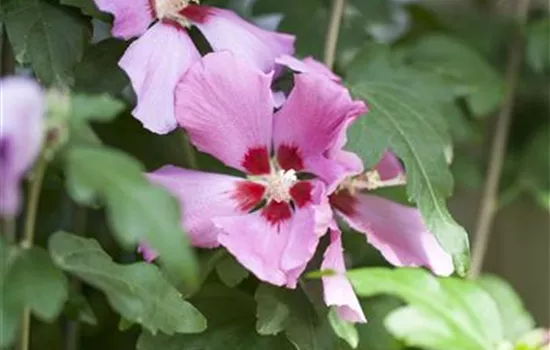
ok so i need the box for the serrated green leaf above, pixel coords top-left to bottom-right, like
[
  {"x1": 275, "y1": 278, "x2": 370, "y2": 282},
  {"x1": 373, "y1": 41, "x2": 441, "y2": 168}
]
[
  {"x1": 48, "y1": 231, "x2": 206, "y2": 335},
  {"x1": 65, "y1": 146, "x2": 198, "y2": 284},
  {"x1": 348, "y1": 268, "x2": 503, "y2": 350},
  {"x1": 255, "y1": 284, "x2": 291, "y2": 335},
  {"x1": 60, "y1": 0, "x2": 106, "y2": 19},
  {"x1": 137, "y1": 284, "x2": 294, "y2": 350},
  {"x1": 404, "y1": 35, "x2": 504, "y2": 116},
  {"x1": 215, "y1": 253, "x2": 249, "y2": 287},
  {"x1": 70, "y1": 93, "x2": 125, "y2": 123},
  {"x1": 63, "y1": 290, "x2": 97, "y2": 325},
  {"x1": 328, "y1": 308, "x2": 359, "y2": 349},
  {"x1": 255, "y1": 285, "x2": 338, "y2": 350},
  {"x1": 526, "y1": 19, "x2": 550, "y2": 73},
  {"x1": 0, "y1": 246, "x2": 68, "y2": 347},
  {"x1": 347, "y1": 80, "x2": 470, "y2": 274},
  {"x1": 74, "y1": 38, "x2": 129, "y2": 94},
  {"x1": 1, "y1": 0, "x2": 91, "y2": 86},
  {"x1": 477, "y1": 275, "x2": 535, "y2": 342}
]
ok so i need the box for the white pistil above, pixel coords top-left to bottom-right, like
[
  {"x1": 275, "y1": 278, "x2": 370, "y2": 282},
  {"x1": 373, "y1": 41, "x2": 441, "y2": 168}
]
[
  {"x1": 340, "y1": 170, "x2": 407, "y2": 195},
  {"x1": 266, "y1": 169, "x2": 298, "y2": 203},
  {"x1": 154, "y1": 0, "x2": 199, "y2": 26}
]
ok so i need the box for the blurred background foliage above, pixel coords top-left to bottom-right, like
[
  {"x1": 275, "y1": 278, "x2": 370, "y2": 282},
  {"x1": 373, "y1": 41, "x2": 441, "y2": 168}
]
[{"x1": 0, "y1": 0, "x2": 548, "y2": 349}]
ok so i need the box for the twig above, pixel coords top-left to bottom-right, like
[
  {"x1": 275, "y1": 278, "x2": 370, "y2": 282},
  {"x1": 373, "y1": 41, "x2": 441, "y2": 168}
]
[
  {"x1": 323, "y1": 0, "x2": 346, "y2": 69},
  {"x1": 19, "y1": 153, "x2": 48, "y2": 350},
  {"x1": 469, "y1": 0, "x2": 531, "y2": 278}
]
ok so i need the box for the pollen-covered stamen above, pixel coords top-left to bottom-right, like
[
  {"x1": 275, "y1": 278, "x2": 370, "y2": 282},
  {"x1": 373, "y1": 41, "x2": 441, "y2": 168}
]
[
  {"x1": 154, "y1": 0, "x2": 199, "y2": 25},
  {"x1": 266, "y1": 169, "x2": 298, "y2": 202},
  {"x1": 339, "y1": 170, "x2": 407, "y2": 195}
]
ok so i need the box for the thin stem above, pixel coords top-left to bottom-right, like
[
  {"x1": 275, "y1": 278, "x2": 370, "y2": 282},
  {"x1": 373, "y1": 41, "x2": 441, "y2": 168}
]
[
  {"x1": 180, "y1": 130, "x2": 198, "y2": 169},
  {"x1": 323, "y1": 0, "x2": 346, "y2": 70},
  {"x1": 64, "y1": 206, "x2": 87, "y2": 350},
  {"x1": 469, "y1": 0, "x2": 531, "y2": 278},
  {"x1": 19, "y1": 153, "x2": 48, "y2": 350}
]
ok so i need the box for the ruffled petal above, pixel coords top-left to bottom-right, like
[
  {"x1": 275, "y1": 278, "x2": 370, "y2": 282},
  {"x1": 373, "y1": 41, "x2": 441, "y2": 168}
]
[
  {"x1": 94, "y1": 0, "x2": 154, "y2": 39},
  {"x1": 334, "y1": 193, "x2": 454, "y2": 276},
  {"x1": 273, "y1": 73, "x2": 366, "y2": 191},
  {"x1": 215, "y1": 181, "x2": 331, "y2": 287},
  {"x1": 187, "y1": 6, "x2": 295, "y2": 73},
  {"x1": 276, "y1": 54, "x2": 341, "y2": 82},
  {"x1": 119, "y1": 23, "x2": 200, "y2": 134},
  {"x1": 322, "y1": 229, "x2": 367, "y2": 323},
  {"x1": 0, "y1": 77, "x2": 44, "y2": 217},
  {"x1": 375, "y1": 151, "x2": 404, "y2": 180},
  {"x1": 146, "y1": 165, "x2": 261, "y2": 248},
  {"x1": 175, "y1": 51, "x2": 274, "y2": 174}
]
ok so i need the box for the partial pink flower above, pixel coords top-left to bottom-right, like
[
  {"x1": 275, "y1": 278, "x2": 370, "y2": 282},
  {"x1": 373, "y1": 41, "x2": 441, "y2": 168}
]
[
  {"x1": 94, "y1": 0, "x2": 295, "y2": 134},
  {"x1": 0, "y1": 77, "x2": 44, "y2": 217},
  {"x1": 328, "y1": 152, "x2": 454, "y2": 276},
  {"x1": 146, "y1": 51, "x2": 365, "y2": 288},
  {"x1": 322, "y1": 228, "x2": 366, "y2": 323}
]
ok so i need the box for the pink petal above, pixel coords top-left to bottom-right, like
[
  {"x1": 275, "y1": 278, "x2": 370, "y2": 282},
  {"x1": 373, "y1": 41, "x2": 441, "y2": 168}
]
[
  {"x1": 175, "y1": 51, "x2": 274, "y2": 174},
  {"x1": 334, "y1": 193, "x2": 454, "y2": 276},
  {"x1": 189, "y1": 6, "x2": 295, "y2": 73},
  {"x1": 147, "y1": 165, "x2": 260, "y2": 248},
  {"x1": 375, "y1": 151, "x2": 404, "y2": 180},
  {"x1": 137, "y1": 242, "x2": 157, "y2": 262},
  {"x1": 94, "y1": 0, "x2": 154, "y2": 40},
  {"x1": 275, "y1": 54, "x2": 341, "y2": 82},
  {"x1": 215, "y1": 181, "x2": 331, "y2": 288},
  {"x1": 0, "y1": 77, "x2": 44, "y2": 217},
  {"x1": 119, "y1": 23, "x2": 200, "y2": 134},
  {"x1": 322, "y1": 229, "x2": 367, "y2": 323},
  {"x1": 273, "y1": 73, "x2": 367, "y2": 191}
]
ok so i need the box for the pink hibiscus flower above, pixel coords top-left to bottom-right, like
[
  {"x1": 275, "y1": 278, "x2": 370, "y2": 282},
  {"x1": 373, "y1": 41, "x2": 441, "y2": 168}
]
[
  {"x1": 145, "y1": 51, "x2": 366, "y2": 292},
  {"x1": 94, "y1": 0, "x2": 295, "y2": 134},
  {"x1": 0, "y1": 77, "x2": 44, "y2": 218}
]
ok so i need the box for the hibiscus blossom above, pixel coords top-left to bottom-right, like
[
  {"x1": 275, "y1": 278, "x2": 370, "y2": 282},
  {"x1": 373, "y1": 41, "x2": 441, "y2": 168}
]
[
  {"x1": 0, "y1": 77, "x2": 44, "y2": 217},
  {"x1": 145, "y1": 51, "x2": 366, "y2": 290},
  {"x1": 94, "y1": 0, "x2": 295, "y2": 134}
]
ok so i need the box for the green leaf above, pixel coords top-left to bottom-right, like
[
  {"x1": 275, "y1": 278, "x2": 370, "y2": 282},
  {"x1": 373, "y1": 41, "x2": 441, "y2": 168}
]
[
  {"x1": 63, "y1": 290, "x2": 97, "y2": 325},
  {"x1": 1, "y1": 0, "x2": 91, "y2": 86},
  {"x1": 60, "y1": 0, "x2": 106, "y2": 19},
  {"x1": 255, "y1": 285, "x2": 338, "y2": 350},
  {"x1": 477, "y1": 275, "x2": 535, "y2": 342},
  {"x1": 65, "y1": 146, "x2": 198, "y2": 284},
  {"x1": 526, "y1": 19, "x2": 550, "y2": 73},
  {"x1": 255, "y1": 284, "x2": 291, "y2": 335},
  {"x1": 347, "y1": 79, "x2": 470, "y2": 274},
  {"x1": 348, "y1": 268, "x2": 503, "y2": 350},
  {"x1": 70, "y1": 93, "x2": 125, "y2": 123},
  {"x1": 215, "y1": 253, "x2": 249, "y2": 287},
  {"x1": 48, "y1": 231, "x2": 206, "y2": 335},
  {"x1": 74, "y1": 39, "x2": 129, "y2": 95},
  {"x1": 404, "y1": 35, "x2": 504, "y2": 116},
  {"x1": 328, "y1": 308, "x2": 359, "y2": 349},
  {"x1": 355, "y1": 296, "x2": 404, "y2": 350},
  {"x1": 137, "y1": 284, "x2": 294, "y2": 350},
  {"x1": 0, "y1": 246, "x2": 68, "y2": 347}
]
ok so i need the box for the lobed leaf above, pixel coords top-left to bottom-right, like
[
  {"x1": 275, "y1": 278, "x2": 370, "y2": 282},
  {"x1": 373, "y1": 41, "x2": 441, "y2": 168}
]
[{"x1": 48, "y1": 231, "x2": 206, "y2": 335}]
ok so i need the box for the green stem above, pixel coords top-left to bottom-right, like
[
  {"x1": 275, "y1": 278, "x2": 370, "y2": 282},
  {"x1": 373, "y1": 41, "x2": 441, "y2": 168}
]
[
  {"x1": 469, "y1": 0, "x2": 531, "y2": 278},
  {"x1": 18, "y1": 154, "x2": 48, "y2": 350},
  {"x1": 323, "y1": 0, "x2": 346, "y2": 69}
]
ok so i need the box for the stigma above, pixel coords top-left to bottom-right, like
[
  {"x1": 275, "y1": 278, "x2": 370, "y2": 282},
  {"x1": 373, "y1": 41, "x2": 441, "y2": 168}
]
[
  {"x1": 154, "y1": 0, "x2": 199, "y2": 25},
  {"x1": 266, "y1": 169, "x2": 298, "y2": 203}
]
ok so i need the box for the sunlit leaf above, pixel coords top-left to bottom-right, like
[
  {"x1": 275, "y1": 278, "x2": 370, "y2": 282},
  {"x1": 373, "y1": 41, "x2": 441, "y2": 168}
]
[{"x1": 348, "y1": 268, "x2": 503, "y2": 350}]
